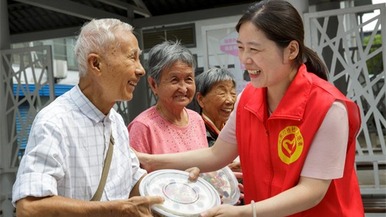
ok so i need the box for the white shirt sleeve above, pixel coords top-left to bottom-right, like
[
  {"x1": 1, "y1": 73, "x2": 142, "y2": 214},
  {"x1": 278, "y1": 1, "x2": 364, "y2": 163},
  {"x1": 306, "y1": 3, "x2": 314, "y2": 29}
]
[{"x1": 301, "y1": 101, "x2": 349, "y2": 180}]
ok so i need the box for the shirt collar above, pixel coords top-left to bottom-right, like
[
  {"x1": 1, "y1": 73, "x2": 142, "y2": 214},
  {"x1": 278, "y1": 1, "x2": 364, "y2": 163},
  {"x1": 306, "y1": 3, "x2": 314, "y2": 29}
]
[
  {"x1": 202, "y1": 113, "x2": 221, "y2": 135},
  {"x1": 70, "y1": 85, "x2": 108, "y2": 123}
]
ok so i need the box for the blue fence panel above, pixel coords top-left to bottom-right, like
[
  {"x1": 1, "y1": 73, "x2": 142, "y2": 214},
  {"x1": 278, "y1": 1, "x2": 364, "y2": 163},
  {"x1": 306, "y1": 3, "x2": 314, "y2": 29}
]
[{"x1": 14, "y1": 84, "x2": 74, "y2": 156}]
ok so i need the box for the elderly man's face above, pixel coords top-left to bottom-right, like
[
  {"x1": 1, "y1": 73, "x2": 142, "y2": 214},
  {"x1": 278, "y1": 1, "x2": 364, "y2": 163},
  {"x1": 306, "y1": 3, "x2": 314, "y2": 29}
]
[{"x1": 99, "y1": 30, "x2": 145, "y2": 102}]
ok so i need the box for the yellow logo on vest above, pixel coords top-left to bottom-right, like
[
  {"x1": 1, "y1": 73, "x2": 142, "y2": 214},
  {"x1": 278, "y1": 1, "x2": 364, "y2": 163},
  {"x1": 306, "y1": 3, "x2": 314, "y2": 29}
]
[{"x1": 278, "y1": 126, "x2": 304, "y2": 164}]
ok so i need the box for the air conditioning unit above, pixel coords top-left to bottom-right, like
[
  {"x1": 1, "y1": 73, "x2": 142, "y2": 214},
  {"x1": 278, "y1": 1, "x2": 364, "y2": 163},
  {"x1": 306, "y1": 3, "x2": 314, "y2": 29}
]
[{"x1": 54, "y1": 59, "x2": 68, "y2": 78}]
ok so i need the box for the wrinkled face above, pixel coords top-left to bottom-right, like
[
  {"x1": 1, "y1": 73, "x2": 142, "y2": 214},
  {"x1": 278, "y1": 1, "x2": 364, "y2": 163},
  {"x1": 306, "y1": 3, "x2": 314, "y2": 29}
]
[
  {"x1": 198, "y1": 80, "x2": 236, "y2": 124},
  {"x1": 99, "y1": 30, "x2": 145, "y2": 102},
  {"x1": 237, "y1": 22, "x2": 292, "y2": 89},
  {"x1": 153, "y1": 60, "x2": 195, "y2": 110}
]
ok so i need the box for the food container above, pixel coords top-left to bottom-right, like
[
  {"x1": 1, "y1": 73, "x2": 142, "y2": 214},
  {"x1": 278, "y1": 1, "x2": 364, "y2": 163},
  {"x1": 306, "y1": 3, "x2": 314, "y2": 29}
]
[
  {"x1": 139, "y1": 169, "x2": 221, "y2": 217},
  {"x1": 199, "y1": 166, "x2": 241, "y2": 205}
]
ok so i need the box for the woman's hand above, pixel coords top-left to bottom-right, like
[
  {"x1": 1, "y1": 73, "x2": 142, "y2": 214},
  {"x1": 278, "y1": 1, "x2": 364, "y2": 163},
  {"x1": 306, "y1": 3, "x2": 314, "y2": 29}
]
[
  {"x1": 185, "y1": 167, "x2": 200, "y2": 181},
  {"x1": 228, "y1": 161, "x2": 241, "y2": 173},
  {"x1": 132, "y1": 149, "x2": 153, "y2": 172}
]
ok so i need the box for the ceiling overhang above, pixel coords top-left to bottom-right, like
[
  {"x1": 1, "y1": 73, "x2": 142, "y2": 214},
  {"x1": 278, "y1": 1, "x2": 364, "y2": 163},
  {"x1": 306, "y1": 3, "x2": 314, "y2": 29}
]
[{"x1": 10, "y1": 2, "x2": 251, "y2": 43}]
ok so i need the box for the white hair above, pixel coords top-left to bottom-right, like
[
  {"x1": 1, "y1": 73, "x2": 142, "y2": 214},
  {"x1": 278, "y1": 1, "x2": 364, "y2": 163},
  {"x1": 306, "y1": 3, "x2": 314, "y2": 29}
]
[{"x1": 74, "y1": 18, "x2": 134, "y2": 77}]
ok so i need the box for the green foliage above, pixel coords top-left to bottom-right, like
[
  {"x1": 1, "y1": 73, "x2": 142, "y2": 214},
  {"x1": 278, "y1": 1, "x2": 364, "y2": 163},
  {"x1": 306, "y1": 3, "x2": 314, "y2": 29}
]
[{"x1": 363, "y1": 33, "x2": 383, "y2": 75}]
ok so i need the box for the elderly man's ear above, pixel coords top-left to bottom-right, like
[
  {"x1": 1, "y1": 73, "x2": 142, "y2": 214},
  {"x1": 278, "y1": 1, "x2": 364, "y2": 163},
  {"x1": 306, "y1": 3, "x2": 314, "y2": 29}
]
[{"x1": 88, "y1": 53, "x2": 101, "y2": 73}]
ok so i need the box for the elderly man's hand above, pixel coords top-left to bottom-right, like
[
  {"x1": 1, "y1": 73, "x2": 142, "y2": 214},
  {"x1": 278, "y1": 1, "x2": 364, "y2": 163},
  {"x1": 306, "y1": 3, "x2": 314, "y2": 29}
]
[{"x1": 111, "y1": 196, "x2": 164, "y2": 216}]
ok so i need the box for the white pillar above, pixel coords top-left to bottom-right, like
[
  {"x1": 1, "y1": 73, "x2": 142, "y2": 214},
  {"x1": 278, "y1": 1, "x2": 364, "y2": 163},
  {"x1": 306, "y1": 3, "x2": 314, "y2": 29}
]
[
  {"x1": 0, "y1": 0, "x2": 15, "y2": 216},
  {"x1": 287, "y1": 0, "x2": 310, "y2": 16}
]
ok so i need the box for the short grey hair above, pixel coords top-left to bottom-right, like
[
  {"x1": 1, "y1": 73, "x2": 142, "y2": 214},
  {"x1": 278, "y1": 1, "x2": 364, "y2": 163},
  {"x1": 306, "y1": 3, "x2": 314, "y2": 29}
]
[
  {"x1": 195, "y1": 68, "x2": 236, "y2": 96},
  {"x1": 147, "y1": 40, "x2": 196, "y2": 84},
  {"x1": 74, "y1": 18, "x2": 134, "y2": 77}
]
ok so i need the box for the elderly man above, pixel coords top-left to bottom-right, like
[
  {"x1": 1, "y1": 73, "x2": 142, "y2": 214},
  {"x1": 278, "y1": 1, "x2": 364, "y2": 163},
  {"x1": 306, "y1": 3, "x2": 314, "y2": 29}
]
[{"x1": 12, "y1": 18, "x2": 163, "y2": 217}]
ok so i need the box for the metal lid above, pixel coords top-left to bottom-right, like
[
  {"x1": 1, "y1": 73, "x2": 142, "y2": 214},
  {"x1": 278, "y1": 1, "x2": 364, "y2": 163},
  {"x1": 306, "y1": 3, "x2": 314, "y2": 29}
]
[{"x1": 140, "y1": 169, "x2": 221, "y2": 216}]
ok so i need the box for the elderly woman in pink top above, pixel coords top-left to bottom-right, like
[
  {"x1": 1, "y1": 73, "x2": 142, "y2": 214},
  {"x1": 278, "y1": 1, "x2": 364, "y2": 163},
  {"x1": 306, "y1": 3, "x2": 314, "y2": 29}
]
[{"x1": 128, "y1": 40, "x2": 207, "y2": 154}]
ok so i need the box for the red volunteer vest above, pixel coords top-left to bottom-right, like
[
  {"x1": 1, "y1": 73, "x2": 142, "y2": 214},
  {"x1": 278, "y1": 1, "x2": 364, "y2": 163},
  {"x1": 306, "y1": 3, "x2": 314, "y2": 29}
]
[{"x1": 236, "y1": 65, "x2": 363, "y2": 216}]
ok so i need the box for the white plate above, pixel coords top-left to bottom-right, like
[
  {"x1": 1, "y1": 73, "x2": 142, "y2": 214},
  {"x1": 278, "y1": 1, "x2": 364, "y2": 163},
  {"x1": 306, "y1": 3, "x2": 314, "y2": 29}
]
[
  {"x1": 140, "y1": 169, "x2": 221, "y2": 217},
  {"x1": 200, "y1": 166, "x2": 240, "y2": 205}
]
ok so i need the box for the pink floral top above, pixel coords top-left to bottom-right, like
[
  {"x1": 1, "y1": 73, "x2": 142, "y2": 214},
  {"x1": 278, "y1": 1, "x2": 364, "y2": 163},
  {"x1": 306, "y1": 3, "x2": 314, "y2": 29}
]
[{"x1": 128, "y1": 106, "x2": 208, "y2": 154}]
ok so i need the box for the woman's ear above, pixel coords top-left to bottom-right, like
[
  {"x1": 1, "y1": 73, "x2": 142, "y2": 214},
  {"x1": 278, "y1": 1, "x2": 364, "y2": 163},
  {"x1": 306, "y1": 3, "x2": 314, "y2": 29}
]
[
  {"x1": 147, "y1": 76, "x2": 157, "y2": 96},
  {"x1": 196, "y1": 92, "x2": 205, "y2": 108},
  {"x1": 287, "y1": 40, "x2": 299, "y2": 60}
]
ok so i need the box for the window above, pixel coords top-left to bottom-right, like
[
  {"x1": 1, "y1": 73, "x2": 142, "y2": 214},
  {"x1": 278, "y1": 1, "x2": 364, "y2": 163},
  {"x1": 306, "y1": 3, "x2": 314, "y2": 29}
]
[{"x1": 143, "y1": 24, "x2": 196, "y2": 50}]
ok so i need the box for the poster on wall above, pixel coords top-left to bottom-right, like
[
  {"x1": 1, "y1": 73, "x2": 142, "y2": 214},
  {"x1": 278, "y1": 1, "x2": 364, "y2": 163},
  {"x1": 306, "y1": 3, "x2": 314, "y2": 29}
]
[
  {"x1": 203, "y1": 25, "x2": 248, "y2": 94},
  {"x1": 219, "y1": 31, "x2": 249, "y2": 94}
]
